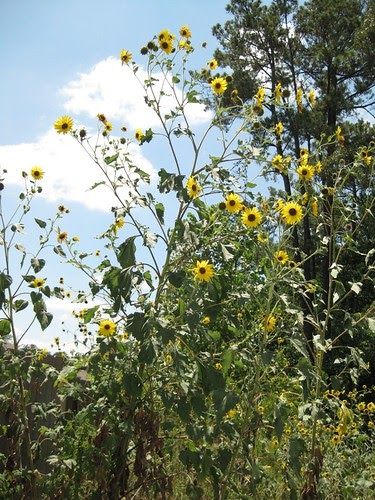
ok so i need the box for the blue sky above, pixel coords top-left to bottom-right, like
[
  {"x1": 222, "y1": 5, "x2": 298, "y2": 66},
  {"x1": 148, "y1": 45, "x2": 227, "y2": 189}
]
[{"x1": 1, "y1": 0, "x2": 237, "y2": 351}]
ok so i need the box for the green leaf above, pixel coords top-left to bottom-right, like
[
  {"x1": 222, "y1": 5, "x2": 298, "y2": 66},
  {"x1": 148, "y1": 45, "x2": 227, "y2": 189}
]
[
  {"x1": 221, "y1": 349, "x2": 233, "y2": 375},
  {"x1": 54, "y1": 245, "x2": 66, "y2": 258},
  {"x1": 138, "y1": 339, "x2": 157, "y2": 364},
  {"x1": 289, "y1": 437, "x2": 306, "y2": 474},
  {"x1": 117, "y1": 236, "x2": 136, "y2": 269},
  {"x1": 0, "y1": 273, "x2": 12, "y2": 292},
  {"x1": 31, "y1": 258, "x2": 46, "y2": 273},
  {"x1": 104, "y1": 153, "x2": 119, "y2": 165},
  {"x1": 168, "y1": 270, "x2": 186, "y2": 288},
  {"x1": 212, "y1": 390, "x2": 239, "y2": 419},
  {"x1": 33, "y1": 298, "x2": 53, "y2": 330},
  {"x1": 123, "y1": 373, "x2": 142, "y2": 398},
  {"x1": 155, "y1": 202, "x2": 165, "y2": 224},
  {"x1": 14, "y1": 299, "x2": 28, "y2": 312},
  {"x1": 198, "y1": 363, "x2": 225, "y2": 394},
  {"x1": 217, "y1": 448, "x2": 232, "y2": 472},
  {"x1": 83, "y1": 306, "x2": 99, "y2": 324},
  {"x1": 274, "y1": 402, "x2": 288, "y2": 441},
  {"x1": 34, "y1": 218, "x2": 46, "y2": 228},
  {"x1": 0, "y1": 319, "x2": 11, "y2": 336},
  {"x1": 158, "y1": 169, "x2": 184, "y2": 194},
  {"x1": 127, "y1": 312, "x2": 146, "y2": 341}
]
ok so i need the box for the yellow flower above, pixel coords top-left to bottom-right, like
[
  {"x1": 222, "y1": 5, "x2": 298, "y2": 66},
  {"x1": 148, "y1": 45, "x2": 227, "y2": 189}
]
[
  {"x1": 98, "y1": 319, "x2": 116, "y2": 337},
  {"x1": 272, "y1": 154, "x2": 290, "y2": 173},
  {"x1": 179, "y1": 25, "x2": 191, "y2": 38},
  {"x1": 211, "y1": 77, "x2": 228, "y2": 95},
  {"x1": 30, "y1": 166, "x2": 44, "y2": 180},
  {"x1": 367, "y1": 402, "x2": 375, "y2": 412},
  {"x1": 296, "y1": 87, "x2": 303, "y2": 112},
  {"x1": 359, "y1": 148, "x2": 373, "y2": 166},
  {"x1": 274, "y1": 199, "x2": 285, "y2": 212},
  {"x1": 72, "y1": 236, "x2": 80, "y2": 242},
  {"x1": 274, "y1": 121, "x2": 284, "y2": 136},
  {"x1": 179, "y1": 40, "x2": 191, "y2": 51},
  {"x1": 225, "y1": 193, "x2": 243, "y2": 213},
  {"x1": 202, "y1": 316, "x2": 211, "y2": 325},
  {"x1": 57, "y1": 231, "x2": 68, "y2": 243},
  {"x1": 241, "y1": 207, "x2": 262, "y2": 228},
  {"x1": 357, "y1": 402, "x2": 366, "y2": 411},
  {"x1": 299, "y1": 148, "x2": 309, "y2": 165},
  {"x1": 255, "y1": 87, "x2": 265, "y2": 104},
  {"x1": 54, "y1": 115, "x2": 73, "y2": 134},
  {"x1": 308, "y1": 89, "x2": 316, "y2": 107},
  {"x1": 315, "y1": 161, "x2": 323, "y2": 173},
  {"x1": 115, "y1": 217, "x2": 125, "y2": 229},
  {"x1": 158, "y1": 29, "x2": 175, "y2": 43},
  {"x1": 97, "y1": 113, "x2": 106, "y2": 122},
  {"x1": 257, "y1": 232, "x2": 268, "y2": 244},
  {"x1": 192, "y1": 260, "x2": 215, "y2": 283},
  {"x1": 311, "y1": 198, "x2": 318, "y2": 217},
  {"x1": 281, "y1": 201, "x2": 303, "y2": 225},
  {"x1": 297, "y1": 164, "x2": 315, "y2": 181},
  {"x1": 120, "y1": 49, "x2": 132, "y2": 64},
  {"x1": 164, "y1": 354, "x2": 173, "y2": 365},
  {"x1": 186, "y1": 176, "x2": 202, "y2": 199},
  {"x1": 208, "y1": 58, "x2": 218, "y2": 70},
  {"x1": 104, "y1": 121, "x2": 113, "y2": 132},
  {"x1": 226, "y1": 408, "x2": 238, "y2": 419},
  {"x1": 135, "y1": 128, "x2": 145, "y2": 142},
  {"x1": 159, "y1": 38, "x2": 174, "y2": 54},
  {"x1": 32, "y1": 277, "x2": 45, "y2": 288},
  {"x1": 215, "y1": 362, "x2": 222, "y2": 370},
  {"x1": 274, "y1": 250, "x2": 289, "y2": 265},
  {"x1": 264, "y1": 314, "x2": 277, "y2": 332},
  {"x1": 336, "y1": 126, "x2": 345, "y2": 145},
  {"x1": 274, "y1": 82, "x2": 282, "y2": 104}
]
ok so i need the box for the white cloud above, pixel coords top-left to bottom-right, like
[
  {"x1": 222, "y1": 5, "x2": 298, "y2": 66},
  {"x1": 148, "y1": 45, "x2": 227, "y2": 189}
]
[
  {"x1": 0, "y1": 129, "x2": 155, "y2": 211},
  {"x1": 62, "y1": 56, "x2": 211, "y2": 127}
]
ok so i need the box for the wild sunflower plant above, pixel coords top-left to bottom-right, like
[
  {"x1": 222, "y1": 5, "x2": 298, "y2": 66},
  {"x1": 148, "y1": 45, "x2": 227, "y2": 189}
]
[{"x1": 2, "y1": 26, "x2": 374, "y2": 499}]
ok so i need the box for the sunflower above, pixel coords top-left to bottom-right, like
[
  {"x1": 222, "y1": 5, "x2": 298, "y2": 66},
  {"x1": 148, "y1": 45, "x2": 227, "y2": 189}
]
[
  {"x1": 192, "y1": 260, "x2": 215, "y2": 282},
  {"x1": 54, "y1": 115, "x2": 73, "y2": 134},
  {"x1": 202, "y1": 316, "x2": 211, "y2": 325},
  {"x1": 308, "y1": 89, "x2": 316, "y2": 107},
  {"x1": 274, "y1": 250, "x2": 289, "y2": 265},
  {"x1": 208, "y1": 58, "x2": 218, "y2": 70},
  {"x1": 336, "y1": 126, "x2": 344, "y2": 145},
  {"x1": 57, "y1": 231, "x2": 68, "y2": 243},
  {"x1": 135, "y1": 128, "x2": 145, "y2": 142},
  {"x1": 120, "y1": 49, "x2": 132, "y2": 64},
  {"x1": 274, "y1": 199, "x2": 285, "y2": 213},
  {"x1": 179, "y1": 25, "x2": 191, "y2": 38},
  {"x1": 296, "y1": 87, "x2": 303, "y2": 112},
  {"x1": 104, "y1": 121, "x2": 113, "y2": 132},
  {"x1": 255, "y1": 87, "x2": 265, "y2": 105},
  {"x1": 241, "y1": 207, "x2": 262, "y2": 228},
  {"x1": 115, "y1": 217, "x2": 125, "y2": 229},
  {"x1": 297, "y1": 164, "x2": 314, "y2": 182},
  {"x1": 264, "y1": 314, "x2": 277, "y2": 332},
  {"x1": 159, "y1": 38, "x2": 174, "y2": 54},
  {"x1": 257, "y1": 232, "x2": 268, "y2": 244},
  {"x1": 98, "y1": 319, "x2": 116, "y2": 337},
  {"x1": 271, "y1": 154, "x2": 289, "y2": 173},
  {"x1": 158, "y1": 29, "x2": 174, "y2": 43},
  {"x1": 179, "y1": 40, "x2": 191, "y2": 51},
  {"x1": 211, "y1": 77, "x2": 228, "y2": 95},
  {"x1": 31, "y1": 166, "x2": 44, "y2": 180},
  {"x1": 32, "y1": 277, "x2": 45, "y2": 288},
  {"x1": 97, "y1": 113, "x2": 106, "y2": 122},
  {"x1": 225, "y1": 193, "x2": 243, "y2": 213},
  {"x1": 311, "y1": 198, "x2": 318, "y2": 217},
  {"x1": 274, "y1": 121, "x2": 284, "y2": 136},
  {"x1": 274, "y1": 82, "x2": 282, "y2": 104},
  {"x1": 186, "y1": 176, "x2": 202, "y2": 199},
  {"x1": 281, "y1": 201, "x2": 303, "y2": 225}
]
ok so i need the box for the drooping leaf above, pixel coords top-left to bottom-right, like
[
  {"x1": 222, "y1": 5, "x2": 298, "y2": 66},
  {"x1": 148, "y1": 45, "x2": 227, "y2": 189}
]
[
  {"x1": 117, "y1": 236, "x2": 136, "y2": 269},
  {"x1": 31, "y1": 258, "x2": 46, "y2": 273},
  {"x1": 34, "y1": 218, "x2": 47, "y2": 228},
  {"x1": 0, "y1": 273, "x2": 12, "y2": 292},
  {"x1": 0, "y1": 318, "x2": 11, "y2": 336}
]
